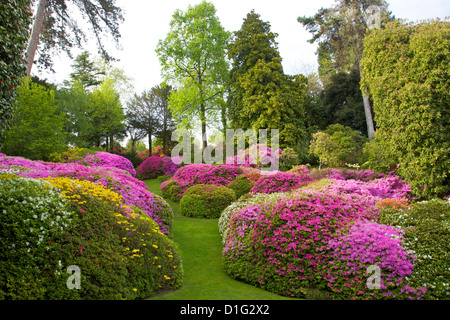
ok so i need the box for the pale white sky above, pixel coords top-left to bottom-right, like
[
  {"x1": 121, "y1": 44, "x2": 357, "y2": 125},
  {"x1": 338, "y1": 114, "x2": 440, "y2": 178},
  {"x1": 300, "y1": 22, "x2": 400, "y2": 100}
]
[{"x1": 35, "y1": 0, "x2": 449, "y2": 96}]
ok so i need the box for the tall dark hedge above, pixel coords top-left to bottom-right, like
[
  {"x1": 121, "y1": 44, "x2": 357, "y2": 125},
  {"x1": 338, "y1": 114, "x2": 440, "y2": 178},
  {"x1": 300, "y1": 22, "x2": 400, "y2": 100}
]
[{"x1": 0, "y1": 0, "x2": 32, "y2": 147}]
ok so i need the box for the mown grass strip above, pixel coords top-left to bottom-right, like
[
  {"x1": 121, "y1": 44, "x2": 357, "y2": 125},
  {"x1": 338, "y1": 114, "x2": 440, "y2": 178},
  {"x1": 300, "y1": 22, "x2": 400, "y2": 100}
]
[{"x1": 145, "y1": 179, "x2": 296, "y2": 300}]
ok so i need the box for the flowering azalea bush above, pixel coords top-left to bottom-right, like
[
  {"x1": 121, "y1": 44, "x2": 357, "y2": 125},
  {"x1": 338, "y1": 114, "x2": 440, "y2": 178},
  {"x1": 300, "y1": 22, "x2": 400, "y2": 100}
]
[
  {"x1": 323, "y1": 221, "x2": 426, "y2": 300},
  {"x1": 250, "y1": 171, "x2": 313, "y2": 194},
  {"x1": 222, "y1": 190, "x2": 379, "y2": 298},
  {"x1": 0, "y1": 154, "x2": 173, "y2": 236},
  {"x1": 137, "y1": 156, "x2": 181, "y2": 180},
  {"x1": 226, "y1": 144, "x2": 282, "y2": 168},
  {"x1": 83, "y1": 152, "x2": 136, "y2": 177},
  {"x1": 0, "y1": 174, "x2": 183, "y2": 300}
]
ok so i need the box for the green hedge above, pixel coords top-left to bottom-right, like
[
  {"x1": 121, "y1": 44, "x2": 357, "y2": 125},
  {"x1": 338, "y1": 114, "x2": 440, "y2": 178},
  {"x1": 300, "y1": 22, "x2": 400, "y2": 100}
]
[
  {"x1": 180, "y1": 184, "x2": 236, "y2": 219},
  {"x1": 378, "y1": 199, "x2": 450, "y2": 300}
]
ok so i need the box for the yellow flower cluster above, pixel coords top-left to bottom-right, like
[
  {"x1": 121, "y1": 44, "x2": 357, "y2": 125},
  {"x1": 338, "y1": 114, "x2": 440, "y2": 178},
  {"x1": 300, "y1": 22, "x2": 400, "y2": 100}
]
[{"x1": 42, "y1": 177, "x2": 123, "y2": 205}]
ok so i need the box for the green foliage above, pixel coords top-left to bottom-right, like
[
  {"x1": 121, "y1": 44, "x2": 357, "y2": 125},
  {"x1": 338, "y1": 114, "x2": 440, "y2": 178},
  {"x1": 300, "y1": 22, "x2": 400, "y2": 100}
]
[
  {"x1": 0, "y1": 0, "x2": 32, "y2": 146},
  {"x1": 361, "y1": 19, "x2": 450, "y2": 199},
  {"x1": 227, "y1": 175, "x2": 254, "y2": 199},
  {"x1": 1, "y1": 78, "x2": 67, "y2": 160},
  {"x1": 180, "y1": 184, "x2": 236, "y2": 219},
  {"x1": 156, "y1": 1, "x2": 230, "y2": 143},
  {"x1": 309, "y1": 124, "x2": 367, "y2": 168},
  {"x1": 161, "y1": 180, "x2": 185, "y2": 203},
  {"x1": 361, "y1": 135, "x2": 397, "y2": 174},
  {"x1": 0, "y1": 175, "x2": 78, "y2": 300},
  {"x1": 378, "y1": 199, "x2": 450, "y2": 300},
  {"x1": 0, "y1": 175, "x2": 183, "y2": 300},
  {"x1": 279, "y1": 147, "x2": 300, "y2": 171},
  {"x1": 227, "y1": 10, "x2": 307, "y2": 148}
]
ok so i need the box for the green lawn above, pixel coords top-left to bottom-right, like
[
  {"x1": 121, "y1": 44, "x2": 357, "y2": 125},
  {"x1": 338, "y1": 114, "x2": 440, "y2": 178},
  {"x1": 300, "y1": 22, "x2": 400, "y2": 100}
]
[{"x1": 144, "y1": 179, "x2": 297, "y2": 300}]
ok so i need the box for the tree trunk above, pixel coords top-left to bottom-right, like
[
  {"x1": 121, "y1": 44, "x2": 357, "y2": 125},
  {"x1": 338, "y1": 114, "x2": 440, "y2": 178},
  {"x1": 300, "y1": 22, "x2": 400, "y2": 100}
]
[
  {"x1": 362, "y1": 92, "x2": 375, "y2": 138},
  {"x1": 201, "y1": 103, "x2": 207, "y2": 151},
  {"x1": 26, "y1": 0, "x2": 47, "y2": 76},
  {"x1": 148, "y1": 130, "x2": 152, "y2": 155}
]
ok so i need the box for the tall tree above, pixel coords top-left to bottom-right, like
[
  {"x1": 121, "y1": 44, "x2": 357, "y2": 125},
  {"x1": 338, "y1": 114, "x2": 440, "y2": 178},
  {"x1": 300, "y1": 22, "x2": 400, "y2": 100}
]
[
  {"x1": 69, "y1": 51, "x2": 105, "y2": 89},
  {"x1": 126, "y1": 85, "x2": 174, "y2": 154},
  {"x1": 1, "y1": 78, "x2": 66, "y2": 160},
  {"x1": 26, "y1": 0, "x2": 124, "y2": 75},
  {"x1": 228, "y1": 10, "x2": 308, "y2": 148},
  {"x1": 88, "y1": 77, "x2": 125, "y2": 151},
  {"x1": 156, "y1": 1, "x2": 230, "y2": 150},
  {"x1": 298, "y1": 0, "x2": 394, "y2": 138}
]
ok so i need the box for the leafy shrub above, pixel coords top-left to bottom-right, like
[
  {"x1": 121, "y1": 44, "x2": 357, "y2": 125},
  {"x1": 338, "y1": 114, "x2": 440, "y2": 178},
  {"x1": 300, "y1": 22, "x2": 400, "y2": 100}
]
[
  {"x1": 309, "y1": 124, "x2": 367, "y2": 169},
  {"x1": 227, "y1": 175, "x2": 254, "y2": 199},
  {"x1": 49, "y1": 148, "x2": 96, "y2": 164},
  {"x1": 0, "y1": 0, "x2": 32, "y2": 145},
  {"x1": 361, "y1": 137, "x2": 397, "y2": 174},
  {"x1": 137, "y1": 156, "x2": 180, "y2": 180},
  {"x1": 158, "y1": 175, "x2": 173, "y2": 182},
  {"x1": 160, "y1": 180, "x2": 190, "y2": 203},
  {"x1": 279, "y1": 147, "x2": 300, "y2": 171},
  {"x1": 361, "y1": 19, "x2": 450, "y2": 199},
  {"x1": 0, "y1": 174, "x2": 183, "y2": 300},
  {"x1": 250, "y1": 171, "x2": 312, "y2": 194},
  {"x1": 180, "y1": 184, "x2": 236, "y2": 219},
  {"x1": 0, "y1": 175, "x2": 76, "y2": 300},
  {"x1": 378, "y1": 199, "x2": 450, "y2": 300}
]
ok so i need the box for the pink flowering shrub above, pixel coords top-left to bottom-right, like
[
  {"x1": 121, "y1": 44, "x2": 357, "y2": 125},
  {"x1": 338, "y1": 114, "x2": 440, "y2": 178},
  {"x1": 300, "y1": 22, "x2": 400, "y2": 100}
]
[
  {"x1": 226, "y1": 144, "x2": 282, "y2": 168},
  {"x1": 137, "y1": 156, "x2": 181, "y2": 180},
  {"x1": 195, "y1": 165, "x2": 243, "y2": 186},
  {"x1": 83, "y1": 152, "x2": 136, "y2": 177},
  {"x1": 223, "y1": 191, "x2": 378, "y2": 298},
  {"x1": 310, "y1": 168, "x2": 386, "y2": 182},
  {"x1": 323, "y1": 221, "x2": 426, "y2": 300},
  {"x1": 250, "y1": 171, "x2": 313, "y2": 194},
  {"x1": 172, "y1": 163, "x2": 213, "y2": 184},
  {"x1": 0, "y1": 155, "x2": 173, "y2": 236}
]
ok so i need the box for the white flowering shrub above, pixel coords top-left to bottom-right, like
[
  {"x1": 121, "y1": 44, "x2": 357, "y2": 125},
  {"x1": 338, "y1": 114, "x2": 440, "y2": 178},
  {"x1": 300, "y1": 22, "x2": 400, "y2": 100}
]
[
  {"x1": 378, "y1": 199, "x2": 450, "y2": 300},
  {"x1": 0, "y1": 175, "x2": 75, "y2": 299}
]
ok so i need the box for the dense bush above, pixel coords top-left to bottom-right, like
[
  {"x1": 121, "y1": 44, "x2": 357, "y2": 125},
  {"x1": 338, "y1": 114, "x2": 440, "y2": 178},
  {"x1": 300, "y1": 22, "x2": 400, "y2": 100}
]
[
  {"x1": 83, "y1": 151, "x2": 136, "y2": 176},
  {"x1": 160, "y1": 179, "x2": 190, "y2": 203},
  {"x1": 278, "y1": 147, "x2": 300, "y2": 171},
  {"x1": 0, "y1": 174, "x2": 183, "y2": 299},
  {"x1": 378, "y1": 199, "x2": 450, "y2": 300},
  {"x1": 180, "y1": 184, "x2": 236, "y2": 219},
  {"x1": 227, "y1": 175, "x2": 254, "y2": 199},
  {"x1": 323, "y1": 220, "x2": 426, "y2": 300},
  {"x1": 222, "y1": 190, "x2": 379, "y2": 298},
  {"x1": 0, "y1": 154, "x2": 173, "y2": 236},
  {"x1": 137, "y1": 156, "x2": 180, "y2": 180},
  {"x1": 361, "y1": 18, "x2": 450, "y2": 199},
  {"x1": 309, "y1": 124, "x2": 367, "y2": 169},
  {"x1": 226, "y1": 144, "x2": 281, "y2": 169},
  {"x1": 0, "y1": 0, "x2": 32, "y2": 146},
  {"x1": 250, "y1": 171, "x2": 313, "y2": 194}
]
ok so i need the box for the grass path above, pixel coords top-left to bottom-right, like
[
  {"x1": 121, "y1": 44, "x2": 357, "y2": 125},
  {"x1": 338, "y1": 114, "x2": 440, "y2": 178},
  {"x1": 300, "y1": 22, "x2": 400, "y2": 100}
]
[{"x1": 144, "y1": 179, "x2": 296, "y2": 300}]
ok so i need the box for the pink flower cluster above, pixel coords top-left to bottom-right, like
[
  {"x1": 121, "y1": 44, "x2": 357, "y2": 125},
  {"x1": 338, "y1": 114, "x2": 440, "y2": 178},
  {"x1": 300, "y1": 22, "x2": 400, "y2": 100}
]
[
  {"x1": 137, "y1": 156, "x2": 181, "y2": 180},
  {"x1": 82, "y1": 152, "x2": 136, "y2": 177},
  {"x1": 250, "y1": 171, "x2": 313, "y2": 194},
  {"x1": 226, "y1": 144, "x2": 282, "y2": 168},
  {"x1": 324, "y1": 221, "x2": 426, "y2": 299},
  {"x1": 0, "y1": 154, "x2": 172, "y2": 235}
]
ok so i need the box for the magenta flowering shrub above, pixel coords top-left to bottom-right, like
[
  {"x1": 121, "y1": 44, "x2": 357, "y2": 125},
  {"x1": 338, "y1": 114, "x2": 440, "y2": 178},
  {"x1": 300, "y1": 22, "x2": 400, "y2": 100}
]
[
  {"x1": 323, "y1": 221, "x2": 426, "y2": 300},
  {"x1": 195, "y1": 165, "x2": 243, "y2": 186},
  {"x1": 250, "y1": 171, "x2": 313, "y2": 194},
  {"x1": 83, "y1": 152, "x2": 136, "y2": 176},
  {"x1": 223, "y1": 191, "x2": 378, "y2": 298},
  {"x1": 172, "y1": 163, "x2": 213, "y2": 184},
  {"x1": 137, "y1": 156, "x2": 181, "y2": 180},
  {"x1": 0, "y1": 155, "x2": 173, "y2": 236},
  {"x1": 310, "y1": 168, "x2": 386, "y2": 182},
  {"x1": 226, "y1": 144, "x2": 282, "y2": 168}
]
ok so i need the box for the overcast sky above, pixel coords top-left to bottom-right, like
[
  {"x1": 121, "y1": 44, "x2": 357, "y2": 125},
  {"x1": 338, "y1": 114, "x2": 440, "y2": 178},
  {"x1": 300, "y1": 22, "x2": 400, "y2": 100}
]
[{"x1": 35, "y1": 0, "x2": 450, "y2": 95}]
